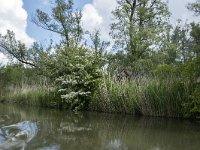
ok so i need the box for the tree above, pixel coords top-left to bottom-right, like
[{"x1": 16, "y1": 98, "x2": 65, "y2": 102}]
[
  {"x1": 0, "y1": 30, "x2": 53, "y2": 72},
  {"x1": 32, "y1": 0, "x2": 83, "y2": 47},
  {"x1": 180, "y1": 1, "x2": 200, "y2": 117},
  {"x1": 190, "y1": 23, "x2": 200, "y2": 57},
  {"x1": 187, "y1": 1, "x2": 200, "y2": 57},
  {"x1": 187, "y1": 0, "x2": 200, "y2": 16},
  {"x1": 89, "y1": 30, "x2": 110, "y2": 58},
  {"x1": 0, "y1": 31, "x2": 36, "y2": 67},
  {"x1": 164, "y1": 21, "x2": 193, "y2": 64},
  {"x1": 110, "y1": 0, "x2": 170, "y2": 62}
]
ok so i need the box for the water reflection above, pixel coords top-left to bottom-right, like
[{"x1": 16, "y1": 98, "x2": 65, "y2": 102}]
[
  {"x1": 37, "y1": 145, "x2": 60, "y2": 150},
  {"x1": 0, "y1": 104, "x2": 199, "y2": 150},
  {"x1": 0, "y1": 121, "x2": 37, "y2": 150}
]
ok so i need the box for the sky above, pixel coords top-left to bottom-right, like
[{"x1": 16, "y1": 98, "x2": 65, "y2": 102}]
[{"x1": 0, "y1": 0, "x2": 199, "y2": 64}]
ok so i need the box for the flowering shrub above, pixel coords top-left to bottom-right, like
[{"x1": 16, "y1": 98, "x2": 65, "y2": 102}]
[{"x1": 55, "y1": 47, "x2": 102, "y2": 110}]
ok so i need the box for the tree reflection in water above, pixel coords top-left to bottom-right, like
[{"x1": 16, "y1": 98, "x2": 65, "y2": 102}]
[{"x1": 0, "y1": 104, "x2": 199, "y2": 150}]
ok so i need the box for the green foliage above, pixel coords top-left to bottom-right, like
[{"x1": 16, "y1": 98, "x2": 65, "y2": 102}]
[
  {"x1": 187, "y1": 0, "x2": 200, "y2": 16},
  {"x1": 0, "y1": 64, "x2": 58, "y2": 107},
  {"x1": 181, "y1": 56, "x2": 200, "y2": 118},
  {"x1": 170, "y1": 22, "x2": 192, "y2": 63},
  {"x1": 33, "y1": 0, "x2": 83, "y2": 47},
  {"x1": 110, "y1": 0, "x2": 170, "y2": 62},
  {"x1": 183, "y1": 85, "x2": 200, "y2": 118},
  {"x1": 181, "y1": 56, "x2": 200, "y2": 82},
  {"x1": 52, "y1": 47, "x2": 103, "y2": 110},
  {"x1": 190, "y1": 23, "x2": 200, "y2": 56},
  {"x1": 154, "y1": 64, "x2": 178, "y2": 78},
  {"x1": 89, "y1": 30, "x2": 110, "y2": 58},
  {"x1": 0, "y1": 64, "x2": 38, "y2": 88},
  {"x1": 0, "y1": 31, "x2": 50, "y2": 68}
]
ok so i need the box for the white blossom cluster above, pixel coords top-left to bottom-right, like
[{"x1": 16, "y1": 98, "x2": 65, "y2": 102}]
[{"x1": 55, "y1": 47, "x2": 103, "y2": 109}]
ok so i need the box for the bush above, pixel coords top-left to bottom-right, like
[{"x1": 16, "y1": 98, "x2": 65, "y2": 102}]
[
  {"x1": 183, "y1": 85, "x2": 200, "y2": 118},
  {"x1": 54, "y1": 47, "x2": 103, "y2": 110},
  {"x1": 181, "y1": 56, "x2": 200, "y2": 82}
]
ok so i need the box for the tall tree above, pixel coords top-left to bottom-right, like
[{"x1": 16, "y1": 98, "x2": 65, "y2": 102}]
[
  {"x1": 190, "y1": 23, "x2": 200, "y2": 57},
  {"x1": 187, "y1": 0, "x2": 200, "y2": 57},
  {"x1": 110, "y1": 0, "x2": 170, "y2": 62},
  {"x1": 32, "y1": 0, "x2": 83, "y2": 47},
  {"x1": 169, "y1": 21, "x2": 193, "y2": 63}
]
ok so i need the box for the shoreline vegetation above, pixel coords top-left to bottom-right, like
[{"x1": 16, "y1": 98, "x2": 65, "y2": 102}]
[
  {"x1": 0, "y1": 67, "x2": 199, "y2": 119},
  {"x1": 0, "y1": 0, "x2": 200, "y2": 119}
]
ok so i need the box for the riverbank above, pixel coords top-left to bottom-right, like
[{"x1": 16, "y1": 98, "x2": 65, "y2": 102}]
[{"x1": 1, "y1": 76, "x2": 199, "y2": 119}]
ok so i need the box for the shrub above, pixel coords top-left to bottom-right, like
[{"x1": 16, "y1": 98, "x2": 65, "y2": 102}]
[
  {"x1": 183, "y1": 85, "x2": 200, "y2": 118},
  {"x1": 181, "y1": 56, "x2": 200, "y2": 82},
  {"x1": 55, "y1": 47, "x2": 102, "y2": 110}
]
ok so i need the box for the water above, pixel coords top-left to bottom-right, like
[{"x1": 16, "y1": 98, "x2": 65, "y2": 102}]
[{"x1": 0, "y1": 104, "x2": 199, "y2": 150}]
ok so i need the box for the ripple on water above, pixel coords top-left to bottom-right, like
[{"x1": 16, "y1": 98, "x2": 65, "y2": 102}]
[
  {"x1": 37, "y1": 145, "x2": 60, "y2": 150},
  {"x1": 0, "y1": 121, "x2": 38, "y2": 150}
]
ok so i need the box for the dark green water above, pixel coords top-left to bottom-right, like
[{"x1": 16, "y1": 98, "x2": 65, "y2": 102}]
[{"x1": 0, "y1": 104, "x2": 199, "y2": 150}]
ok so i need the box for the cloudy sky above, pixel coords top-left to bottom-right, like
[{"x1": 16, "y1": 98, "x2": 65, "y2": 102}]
[{"x1": 0, "y1": 0, "x2": 199, "y2": 64}]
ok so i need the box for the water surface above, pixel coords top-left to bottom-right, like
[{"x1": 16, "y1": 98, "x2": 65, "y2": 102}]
[{"x1": 0, "y1": 104, "x2": 199, "y2": 150}]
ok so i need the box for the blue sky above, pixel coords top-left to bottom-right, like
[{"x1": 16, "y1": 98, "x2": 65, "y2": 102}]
[
  {"x1": 22, "y1": 0, "x2": 199, "y2": 44},
  {"x1": 0, "y1": 0, "x2": 199, "y2": 64},
  {"x1": 23, "y1": 0, "x2": 92, "y2": 43},
  {"x1": 0, "y1": 0, "x2": 199, "y2": 49},
  {"x1": 2, "y1": 0, "x2": 198, "y2": 44}
]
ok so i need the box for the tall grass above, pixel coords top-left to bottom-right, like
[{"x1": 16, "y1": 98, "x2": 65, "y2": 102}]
[
  {"x1": 0, "y1": 74, "x2": 194, "y2": 117},
  {"x1": 0, "y1": 84, "x2": 61, "y2": 108},
  {"x1": 90, "y1": 74, "x2": 192, "y2": 117}
]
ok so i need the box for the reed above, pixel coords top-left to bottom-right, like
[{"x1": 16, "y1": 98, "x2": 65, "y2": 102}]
[
  {"x1": 0, "y1": 74, "x2": 193, "y2": 117},
  {"x1": 90, "y1": 74, "x2": 191, "y2": 117},
  {"x1": 0, "y1": 84, "x2": 60, "y2": 108}
]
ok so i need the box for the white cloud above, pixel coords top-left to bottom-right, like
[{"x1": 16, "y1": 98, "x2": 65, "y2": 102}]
[
  {"x1": 0, "y1": 0, "x2": 34, "y2": 64},
  {"x1": 0, "y1": 0, "x2": 34, "y2": 45},
  {"x1": 168, "y1": 0, "x2": 200, "y2": 24},
  {"x1": 82, "y1": 0, "x2": 117, "y2": 42},
  {"x1": 41, "y1": 0, "x2": 50, "y2": 5},
  {"x1": 82, "y1": 4, "x2": 103, "y2": 31},
  {"x1": 82, "y1": 0, "x2": 200, "y2": 43}
]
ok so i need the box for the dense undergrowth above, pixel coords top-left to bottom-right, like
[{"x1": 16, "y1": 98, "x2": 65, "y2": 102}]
[
  {"x1": 0, "y1": 85, "x2": 60, "y2": 108},
  {"x1": 0, "y1": 72, "x2": 199, "y2": 118},
  {"x1": 90, "y1": 75, "x2": 195, "y2": 117}
]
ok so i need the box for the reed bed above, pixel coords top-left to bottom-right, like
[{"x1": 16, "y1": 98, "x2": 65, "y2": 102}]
[
  {"x1": 0, "y1": 74, "x2": 193, "y2": 117},
  {"x1": 90, "y1": 75, "x2": 191, "y2": 117},
  {"x1": 0, "y1": 84, "x2": 60, "y2": 108}
]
